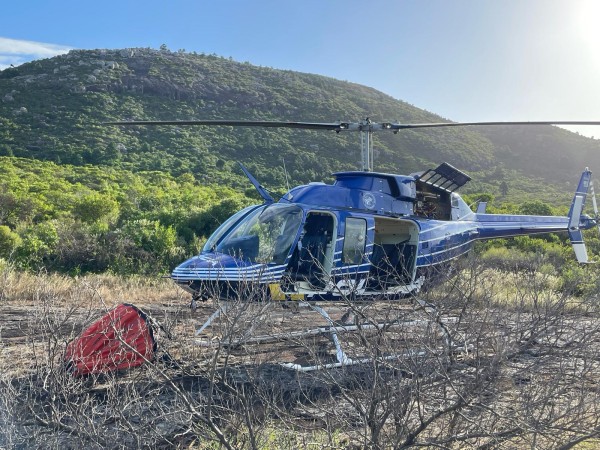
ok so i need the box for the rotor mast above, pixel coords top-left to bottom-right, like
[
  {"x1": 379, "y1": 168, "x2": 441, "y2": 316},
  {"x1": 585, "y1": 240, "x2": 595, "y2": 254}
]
[
  {"x1": 350, "y1": 118, "x2": 397, "y2": 171},
  {"x1": 359, "y1": 118, "x2": 374, "y2": 172}
]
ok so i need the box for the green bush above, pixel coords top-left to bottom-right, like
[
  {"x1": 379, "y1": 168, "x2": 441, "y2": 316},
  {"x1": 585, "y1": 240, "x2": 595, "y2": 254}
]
[
  {"x1": 481, "y1": 246, "x2": 537, "y2": 272},
  {"x1": 518, "y1": 200, "x2": 555, "y2": 216},
  {"x1": 120, "y1": 219, "x2": 186, "y2": 272},
  {"x1": 14, "y1": 222, "x2": 58, "y2": 270},
  {"x1": 187, "y1": 197, "x2": 251, "y2": 239},
  {"x1": 0, "y1": 225, "x2": 21, "y2": 259},
  {"x1": 559, "y1": 264, "x2": 596, "y2": 297},
  {"x1": 73, "y1": 192, "x2": 119, "y2": 227}
]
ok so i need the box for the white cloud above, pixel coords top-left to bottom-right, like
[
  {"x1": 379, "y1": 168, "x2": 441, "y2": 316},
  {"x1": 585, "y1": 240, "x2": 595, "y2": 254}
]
[{"x1": 0, "y1": 37, "x2": 73, "y2": 69}]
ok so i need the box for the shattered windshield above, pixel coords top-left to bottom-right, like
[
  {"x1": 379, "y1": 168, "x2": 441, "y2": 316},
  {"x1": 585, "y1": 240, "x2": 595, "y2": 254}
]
[{"x1": 216, "y1": 204, "x2": 303, "y2": 264}]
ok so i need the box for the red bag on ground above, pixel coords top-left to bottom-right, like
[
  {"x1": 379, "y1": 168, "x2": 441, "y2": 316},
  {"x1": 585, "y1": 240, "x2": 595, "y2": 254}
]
[{"x1": 65, "y1": 303, "x2": 157, "y2": 376}]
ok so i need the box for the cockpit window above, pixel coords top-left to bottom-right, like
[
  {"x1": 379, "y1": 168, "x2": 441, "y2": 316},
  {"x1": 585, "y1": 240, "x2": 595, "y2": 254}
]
[
  {"x1": 216, "y1": 204, "x2": 303, "y2": 264},
  {"x1": 202, "y1": 204, "x2": 262, "y2": 253}
]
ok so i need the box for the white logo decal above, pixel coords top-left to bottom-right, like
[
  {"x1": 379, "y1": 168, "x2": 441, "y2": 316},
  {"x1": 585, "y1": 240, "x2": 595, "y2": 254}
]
[{"x1": 363, "y1": 192, "x2": 376, "y2": 209}]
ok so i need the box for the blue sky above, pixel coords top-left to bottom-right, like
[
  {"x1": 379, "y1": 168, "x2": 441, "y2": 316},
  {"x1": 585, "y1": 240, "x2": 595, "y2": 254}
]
[{"x1": 2, "y1": 0, "x2": 600, "y2": 137}]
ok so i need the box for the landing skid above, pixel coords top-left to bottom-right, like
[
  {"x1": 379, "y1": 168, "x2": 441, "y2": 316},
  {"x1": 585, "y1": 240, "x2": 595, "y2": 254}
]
[{"x1": 193, "y1": 300, "x2": 468, "y2": 372}]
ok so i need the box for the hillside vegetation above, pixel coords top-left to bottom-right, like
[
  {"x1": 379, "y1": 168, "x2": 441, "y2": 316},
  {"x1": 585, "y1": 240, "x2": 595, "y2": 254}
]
[
  {"x1": 0, "y1": 157, "x2": 249, "y2": 274},
  {"x1": 2, "y1": 47, "x2": 599, "y2": 185}
]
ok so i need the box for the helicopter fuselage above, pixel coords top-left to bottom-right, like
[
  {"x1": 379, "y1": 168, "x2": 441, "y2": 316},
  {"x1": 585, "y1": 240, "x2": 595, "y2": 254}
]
[{"x1": 172, "y1": 164, "x2": 595, "y2": 302}]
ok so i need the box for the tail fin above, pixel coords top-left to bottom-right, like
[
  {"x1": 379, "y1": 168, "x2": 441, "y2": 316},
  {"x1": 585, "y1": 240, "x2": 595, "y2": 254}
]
[{"x1": 568, "y1": 168, "x2": 592, "y2": 263}]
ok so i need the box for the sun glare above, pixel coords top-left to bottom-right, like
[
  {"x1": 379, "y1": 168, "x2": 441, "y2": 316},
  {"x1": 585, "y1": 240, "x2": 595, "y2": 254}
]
[{"x1": 574, "y1": 1, "x2": 600, "y2": 44}]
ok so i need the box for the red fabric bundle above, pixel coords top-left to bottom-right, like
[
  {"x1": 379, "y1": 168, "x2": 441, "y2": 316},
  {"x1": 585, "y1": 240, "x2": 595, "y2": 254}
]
[{"x1": 65, "y1": 304, "x2": 156, "y2": 376}]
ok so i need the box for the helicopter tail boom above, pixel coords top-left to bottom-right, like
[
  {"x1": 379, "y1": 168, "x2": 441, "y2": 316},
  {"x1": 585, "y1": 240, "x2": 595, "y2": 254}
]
[{"x1": 474, "y1": 168, "x2": 595, "y2": 263}]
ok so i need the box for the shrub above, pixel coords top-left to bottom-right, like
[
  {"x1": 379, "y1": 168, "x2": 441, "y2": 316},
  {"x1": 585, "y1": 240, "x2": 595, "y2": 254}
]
[
  {"x1": 73, "y1": 193, "x2": 119, "y2": 227},
  {"x1": 14, "y1": 222, "x2": 58, "y2": 270},
  {"x1": 518, "y1": 200, "x2": 555, "y2": 216},
  {"x1": 480, "y1": 246, "x2": 537, "y2": 272},
  {"x1": 0, "y1": 225, "x2": 21, "y2": 258}
]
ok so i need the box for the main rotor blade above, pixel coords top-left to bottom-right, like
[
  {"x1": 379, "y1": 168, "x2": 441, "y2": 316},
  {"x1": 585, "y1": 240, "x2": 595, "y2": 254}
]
[
  {"x1": 105, "y1": 119, "x2": 600, "y2": 132},
  {"x1": 104, "y1": 119, "x2": 347, "y2": 131},
  {"x1": 389, "y1": 120, "x2": 600, "y2": 130}
]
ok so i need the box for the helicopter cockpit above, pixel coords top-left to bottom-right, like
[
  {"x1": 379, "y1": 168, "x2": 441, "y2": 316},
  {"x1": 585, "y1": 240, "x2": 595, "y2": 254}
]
[{"x1": 215, "y1": 203, "x2": 303, "y2": 264}]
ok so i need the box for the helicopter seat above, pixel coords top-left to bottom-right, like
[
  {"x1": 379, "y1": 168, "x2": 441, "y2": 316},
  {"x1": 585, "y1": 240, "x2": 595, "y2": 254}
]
[
  {"x1": 399, "y1": 244, "x2": 416, "y2": 284},
  {"x1": 287, "y1": 234, "x2": 329, "y2": 286},
  {"x1": 368, "y1": 244, "x2": 401, "y2": 289},
  {"x1": 273, "y1": 235, "x2": 292, "y2": 265},
  {"x1": 300, "y1": 235, "x2": 328, "y2": 276}
]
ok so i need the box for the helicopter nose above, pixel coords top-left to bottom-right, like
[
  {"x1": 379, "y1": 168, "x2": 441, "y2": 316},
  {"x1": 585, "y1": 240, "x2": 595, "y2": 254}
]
[
  {"x1": 175, "y1": 255, "x2": 205, "y2": 270},
  {"x1": 172, "y1": 255, "x2": 219, "y2": 276}
]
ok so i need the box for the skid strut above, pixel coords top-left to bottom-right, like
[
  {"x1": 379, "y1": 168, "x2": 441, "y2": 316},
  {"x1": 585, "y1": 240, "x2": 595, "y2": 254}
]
[
  {"x1": 280, "y1": 302, "x2": 419, "y2": 371},
  {"x1": 306, "y1": 303, "x2": 351, "y2": 367},
  {"x1": 195, "y1": 303, "x2": 229, "y2": 336}
]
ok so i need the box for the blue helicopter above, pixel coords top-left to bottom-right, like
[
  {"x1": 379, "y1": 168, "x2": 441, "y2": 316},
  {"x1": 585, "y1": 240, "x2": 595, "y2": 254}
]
[
  {"x1": 107, "y1": 119, "x2": 600, "y2": 302},
  {"x1": 129, "y1": 119, "x2": 595, "y2": 303}
]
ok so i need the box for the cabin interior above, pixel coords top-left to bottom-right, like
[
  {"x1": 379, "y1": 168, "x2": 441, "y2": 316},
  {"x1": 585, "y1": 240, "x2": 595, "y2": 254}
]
[
  {"x1": 286, "y1": 211, "x2": 336, "y2": 289},
  {"x1": 368, "y1": 217, "x2": 418, "y2": 289},
  {"x1": 285, "y1": 212, "x2": 420, "y2": 292}
]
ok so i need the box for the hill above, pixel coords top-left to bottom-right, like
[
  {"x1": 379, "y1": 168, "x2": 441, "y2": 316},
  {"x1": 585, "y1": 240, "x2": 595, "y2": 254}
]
[
  {"x1": 1, "y1": 47, "x2": 599, "y2": 275},
  {"x1": 2, "y1": 47, "x2": 598, "y2": 195}
]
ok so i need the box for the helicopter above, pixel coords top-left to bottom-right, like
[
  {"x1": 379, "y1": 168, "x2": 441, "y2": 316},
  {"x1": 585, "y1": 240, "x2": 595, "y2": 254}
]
[{"x1": 108, "y1": 118, "x2": 600, "y2": 370}]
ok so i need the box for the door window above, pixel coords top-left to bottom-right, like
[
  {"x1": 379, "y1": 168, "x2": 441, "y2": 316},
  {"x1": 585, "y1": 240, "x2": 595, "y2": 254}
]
[{"x1": 342, "y1": 218, "x2": 367, "y2": 264}]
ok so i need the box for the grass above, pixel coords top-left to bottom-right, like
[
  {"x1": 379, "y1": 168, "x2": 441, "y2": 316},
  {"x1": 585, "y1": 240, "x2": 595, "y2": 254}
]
[{"x1": 0, "y1": 262, "x2": 182, "y2": 306}]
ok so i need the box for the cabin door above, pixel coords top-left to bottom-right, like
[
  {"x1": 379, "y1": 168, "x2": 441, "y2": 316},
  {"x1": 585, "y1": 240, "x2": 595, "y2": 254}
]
[{"x1": 286, "y1": 211, "x2": 336, "y2": 289}]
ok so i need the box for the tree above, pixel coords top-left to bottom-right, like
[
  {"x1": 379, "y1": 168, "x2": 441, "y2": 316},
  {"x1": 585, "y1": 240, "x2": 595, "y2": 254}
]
[
  {"x1": 518, "y1": 200, "x2": 554, "y2": 216},
  {"x1": 0, "y1": 145, "x2": 13, "y2": 157},
  {"x1": 14, "y1": 221, "x2": 58, "y2": 270},
  {"x1": 73, "y1": 193, "x2": 119, "y2": 227}
]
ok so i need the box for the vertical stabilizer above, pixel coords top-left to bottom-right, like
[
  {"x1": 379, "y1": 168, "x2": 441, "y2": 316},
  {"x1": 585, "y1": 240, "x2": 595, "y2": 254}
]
[{"x1": 568, "y1": 168, "x2": 592, "y2": 263}]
